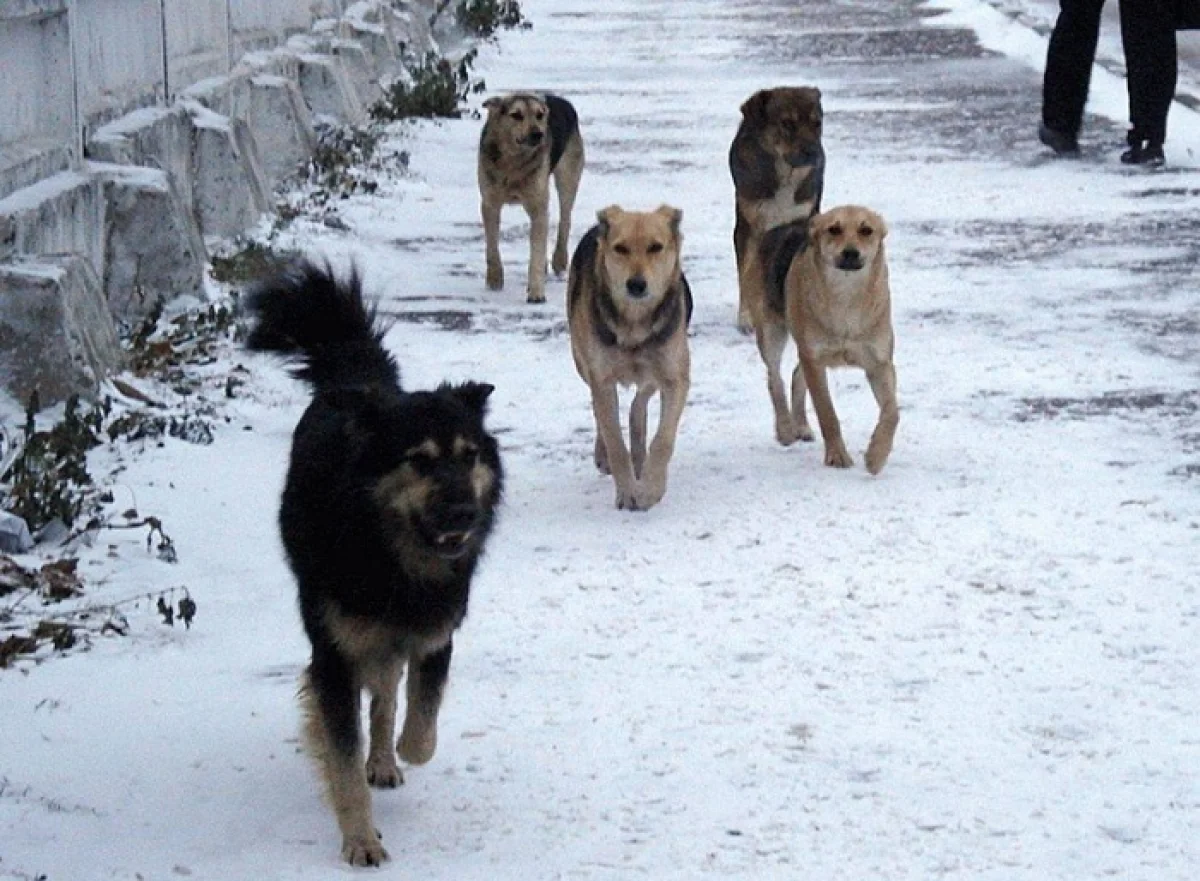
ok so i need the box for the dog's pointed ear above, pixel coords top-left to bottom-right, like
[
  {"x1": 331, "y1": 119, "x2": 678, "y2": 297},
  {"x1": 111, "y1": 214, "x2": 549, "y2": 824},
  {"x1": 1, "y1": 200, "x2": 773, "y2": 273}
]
[
  {"x1": 483, "y1": 96, "x2": 504, "y2": 112},
  {"x1": 447, "y1": 381, "x2": 495, "y2": 416},
  {"x1": 654, "y1": 205, "x2": 683, "y2": 238},
  {"x1": 596, "y1": 205, "x2": 622, "y2": 239},
  {"x1": 740, "y1": 90, "x2": 771, "y2": 125}
]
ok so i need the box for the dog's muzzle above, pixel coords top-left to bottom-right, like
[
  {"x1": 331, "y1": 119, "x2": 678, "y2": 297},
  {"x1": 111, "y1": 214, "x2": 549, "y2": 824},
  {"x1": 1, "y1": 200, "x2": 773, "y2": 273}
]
[
  {"x1": 432, "y1": 530, "x2": 474, "y2": 559},
  {"x1": 786, "y1": 142, "x2": 823, "y2": 168},
  {"x1": 521, "y1": 130, "x2": 545, "y2": 148},
  {"x1": 625, "y1": 276, "x2": 648, "y2": 299},
  {"x1": 835, "y1": 247, "x2": 865, "y2": 272}
]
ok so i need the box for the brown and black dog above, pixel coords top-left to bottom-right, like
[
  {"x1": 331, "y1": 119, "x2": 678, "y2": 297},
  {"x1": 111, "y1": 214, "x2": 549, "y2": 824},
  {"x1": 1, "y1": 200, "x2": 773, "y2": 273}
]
[
  {"x1": 728, "y1": 86, "x2": 826, "y2": 443},
  {"x1": 478, "y1": 92, "x2": 585, "y2": 303},
  {"x1": 567, "y1": 205, "x2": 693, "y2": 511}
]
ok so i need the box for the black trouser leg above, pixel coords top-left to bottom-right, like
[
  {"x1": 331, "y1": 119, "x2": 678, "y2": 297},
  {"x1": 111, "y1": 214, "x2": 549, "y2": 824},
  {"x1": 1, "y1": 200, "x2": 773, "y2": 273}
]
[
  {"x1": 1042, "y1": 0, "x2": 1106, "y2": 135},
  {"x1": 1119, "y1": 0, "x2": 1177, "y2": 144}
]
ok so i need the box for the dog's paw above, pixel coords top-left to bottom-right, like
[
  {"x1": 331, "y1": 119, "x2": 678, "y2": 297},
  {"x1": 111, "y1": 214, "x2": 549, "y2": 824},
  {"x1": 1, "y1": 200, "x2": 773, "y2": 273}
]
[
  {"x1": 397, "y1": 722, "x2": 437, "y2": 766},
  {"x1": 631, "y1": 478, "x2": 666, "y2": 511},
  {"x1": 551, "y1": 249, "x2": 568, "y2": 275},
  {"x1": 864, "y1": 443, "x2": 891, "y2": 475},
  {"x1": 486, "y1": 265, "x2": 504, "y2": 290},
  {"x1": 797, "y1": 423, "x2": 815, "y2": 443},
  {"x1": 525, "y1": 289, "x2": 546, "y2": 304},
  {"x1": 824, "y1": 444, "x2": 854, "y2": 468},
  {"x1": 614, "y1": 482, "x2": 642, "y2": 511},
  {"x1": 365, "y1": 754, "x2": 403, "y2": 788},
  {"x1": 342, "y1": 832, "x2": 389, "y2": 867},
  {"x1": 775, "y1": 419, "x2": 804, "y2": 447}
]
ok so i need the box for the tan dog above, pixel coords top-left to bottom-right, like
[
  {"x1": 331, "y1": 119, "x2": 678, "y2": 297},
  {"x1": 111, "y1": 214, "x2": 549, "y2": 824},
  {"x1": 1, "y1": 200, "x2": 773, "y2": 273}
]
[
  {"x1": 478, "y1": 92, "x2": 585, "y2": 303},
  {"x1": 728, "y1": 86, "x2": 825, "y2": 333},
  {"x1": 567, "y1": 205, "x2": 693, "y2": 510},
  {"x1": 785, "y1": 205, "x2": 898, "y2": 474}
]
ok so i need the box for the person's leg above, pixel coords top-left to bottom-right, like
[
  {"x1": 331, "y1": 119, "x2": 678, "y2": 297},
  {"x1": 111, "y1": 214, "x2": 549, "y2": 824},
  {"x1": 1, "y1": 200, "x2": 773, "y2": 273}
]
[
  {"x1": 1042, "y1": 0, "x2": 1107, "y2": 146},
  {"x1": 1119, "y1": 0, "x2": 1177, "y2": 159}
]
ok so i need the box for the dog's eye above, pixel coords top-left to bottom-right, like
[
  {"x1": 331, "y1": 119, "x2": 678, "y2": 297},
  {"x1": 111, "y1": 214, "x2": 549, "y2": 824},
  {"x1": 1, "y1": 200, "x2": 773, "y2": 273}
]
[
  {"x1": 535, "y1": 111, "x2": 545, "y2": 121},
  {"x1": 647, "y1": 242, "x2": 664, "y2": 254},
  {"x1": 405, "y1": 452, "x2": 437, "y2": 473},
  {"x1": 458, "y1": 446, "x2": 479, "y2": 464},
  {"x1": 827, "y1": 224, "x2": 843, "y2": 237},
  {"x1": 613, "y1": 244, "x2": 631, "y2": 256},
  {"x1": 859, "y1": 225, "x2": 874, "y2": 237}
]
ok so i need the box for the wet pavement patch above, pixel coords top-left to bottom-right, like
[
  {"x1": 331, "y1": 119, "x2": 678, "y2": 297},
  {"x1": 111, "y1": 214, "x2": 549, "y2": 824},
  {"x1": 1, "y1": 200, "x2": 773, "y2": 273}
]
[{"x1": 1015, "y1": 389, "x2": 1199, "y2": 421}]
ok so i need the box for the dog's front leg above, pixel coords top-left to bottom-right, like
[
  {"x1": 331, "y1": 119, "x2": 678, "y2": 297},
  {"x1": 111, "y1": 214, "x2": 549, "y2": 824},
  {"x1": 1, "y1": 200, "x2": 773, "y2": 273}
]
[
  {"x1": 635, "y1": 376, "x2": 689, "y2": 510},
  {"x1": 523, "y1": 191, "x2": 550, "y2": 303},
  {"x1": 800, "y1": 355, "x2": 852, "y2": 467},
  {"x1": 302, "y1": 655, "x2": 388, "y2": 866},
  {"x1": 629, "y1": 384, "x2": 655, "y2": 478},
  {"x1": 363, "y1": 657, "x2": 404, "y2": 788},
  {"x1": 482, "y1": 197, "x2": 504, "y2": 290},
  {"x1": 591, "y1": 383, "x2": 637, "y2": 509},
  {"x1": 398, "y1": 640, "x2": 452, "y2": 766},
  {"x1": 863, "y1": 361, "x2": 899, "y2": 475}
]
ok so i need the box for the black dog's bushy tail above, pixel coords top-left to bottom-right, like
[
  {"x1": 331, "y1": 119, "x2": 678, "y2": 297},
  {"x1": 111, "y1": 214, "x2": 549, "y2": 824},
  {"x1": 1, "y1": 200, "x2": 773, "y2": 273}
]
[{"x1": 244, "y1": 260, "x2": 399, "y2": 391}]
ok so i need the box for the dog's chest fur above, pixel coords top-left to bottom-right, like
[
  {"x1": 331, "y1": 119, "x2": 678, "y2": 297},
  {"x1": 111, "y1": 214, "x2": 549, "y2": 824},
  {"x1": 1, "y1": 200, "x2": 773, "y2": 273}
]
[
  {"x1": 747, "y1": 159, "x2": 819, "y2": 230},
  {"x1": 479, "y1": 134, "x2": 549, "y2": 202},
  {"x1": 795, "y1": 261, "x2": 893, "y2": 368}
]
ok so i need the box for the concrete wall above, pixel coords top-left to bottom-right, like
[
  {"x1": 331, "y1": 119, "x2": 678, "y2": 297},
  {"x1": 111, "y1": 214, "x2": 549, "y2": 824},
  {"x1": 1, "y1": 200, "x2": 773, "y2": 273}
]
[
  {"x1": 0, "y1": 0, "x2": 443, "y2": 408},
  {"x1": 0, "y1": 1, "x2": 77, "y2": 200}
]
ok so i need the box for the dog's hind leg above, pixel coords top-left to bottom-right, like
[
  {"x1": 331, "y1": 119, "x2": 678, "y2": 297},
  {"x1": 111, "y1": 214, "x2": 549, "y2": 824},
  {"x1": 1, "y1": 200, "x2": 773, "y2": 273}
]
[
  {"x1": 552, "y1": 138, "x2": 584, "y2": 276},
  {"x1": 398, "y1": 640, "x2": 452, "y2": 766},
  {"x1": 863, "y1": 361, "x2": 899, "y2": 475},
  {"x1": 629, "y1": 383, "x2": 656, "y2": 478},
  {"x1": 733, "y1": 213, "x2": 755, "y2": 334},
  {"x1": 522, "y1": 189, "x2": 550, "y2": 303},
  {"x1": 302, "y1": 656, "x2": 388, "y2": 866},
  {"x1": 756, "y1": 320, "x2": 803, "y2": 446},
  {"x1": 789, "y1": 361, "x2": 815, "y2": 442},
  {"x1": 800, "y1": 355, "x2": 852, "y2": 468},
  {"x1": 482, "y1": 196, "x2": 504, "y2": 290},
  {"x1": 363, "y1": 656, "x2": 404, "y2": 788}
]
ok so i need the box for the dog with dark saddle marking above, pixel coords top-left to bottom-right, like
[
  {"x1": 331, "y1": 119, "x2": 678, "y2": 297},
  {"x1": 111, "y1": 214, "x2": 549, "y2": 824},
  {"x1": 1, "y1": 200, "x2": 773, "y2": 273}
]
[{"x1": 478, "y1": 92, "x2": 585, "y2": 303}]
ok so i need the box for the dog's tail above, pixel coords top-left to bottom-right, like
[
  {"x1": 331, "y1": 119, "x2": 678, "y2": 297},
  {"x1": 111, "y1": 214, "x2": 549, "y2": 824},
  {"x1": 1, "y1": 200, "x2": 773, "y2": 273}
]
[{"x1": 244, "y1": 260, "x2": 399, "y2": 391}]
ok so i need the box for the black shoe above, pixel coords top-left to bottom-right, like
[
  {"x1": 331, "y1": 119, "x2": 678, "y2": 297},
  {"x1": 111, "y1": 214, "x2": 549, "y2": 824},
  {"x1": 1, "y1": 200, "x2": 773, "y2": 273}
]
[
  {"x1": 1120, "y1": 140, "x2": 1164, "y2": 167},
  {"x1": 1038, "y1": 123, "x2": 1080, "y2": 156}
]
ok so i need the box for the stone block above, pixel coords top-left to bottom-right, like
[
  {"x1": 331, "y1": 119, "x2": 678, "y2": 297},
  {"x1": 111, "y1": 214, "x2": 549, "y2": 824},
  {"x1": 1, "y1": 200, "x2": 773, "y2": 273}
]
[
  {"x1": 185, "y1": 102, "x2": 271, "y2": 239},
  {"x1": 0, "y1": 255, "x2": 123, "y2": 406},
  {"x1": 91, "y1": 163, "x2": 207, "y2": 322}
]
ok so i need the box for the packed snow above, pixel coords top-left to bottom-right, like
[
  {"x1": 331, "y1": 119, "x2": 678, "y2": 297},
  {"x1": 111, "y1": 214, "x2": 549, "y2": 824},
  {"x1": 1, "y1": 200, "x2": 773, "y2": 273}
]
[{"x1": 2, "y1": 1, "x2": 1198, "y2": 879}]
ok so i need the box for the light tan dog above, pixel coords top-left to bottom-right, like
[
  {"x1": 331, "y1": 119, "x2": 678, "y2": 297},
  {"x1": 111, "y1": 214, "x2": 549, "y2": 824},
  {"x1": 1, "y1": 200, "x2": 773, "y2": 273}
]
[
  {"x1": 478, "y1": 92, "x2": 585, "y2": 303},
  {"x1": 784, "y1": 205, "x2": 898, "y2": 474},
  {"x1": 567, "y1": 205, "x2": 694, "y2": 510}
]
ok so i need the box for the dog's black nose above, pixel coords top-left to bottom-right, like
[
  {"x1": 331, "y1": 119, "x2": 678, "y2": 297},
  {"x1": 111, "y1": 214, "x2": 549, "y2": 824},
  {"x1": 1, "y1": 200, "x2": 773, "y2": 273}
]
[
  {"x1": 626, "y1": 276, "x2": 648, "y2": 297},
  {"x1": 525, "y1": 130, "x2": 544, "y2": 145},
  {"x1": 842, "y1": 246, "x2": 860, "y2": 262}
]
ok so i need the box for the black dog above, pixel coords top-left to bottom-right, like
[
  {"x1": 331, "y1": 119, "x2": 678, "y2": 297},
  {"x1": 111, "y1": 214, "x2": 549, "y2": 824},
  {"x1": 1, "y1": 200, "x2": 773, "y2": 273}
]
[{"x1": 245, "y1": 261, "x2": 503, "y2": 867}]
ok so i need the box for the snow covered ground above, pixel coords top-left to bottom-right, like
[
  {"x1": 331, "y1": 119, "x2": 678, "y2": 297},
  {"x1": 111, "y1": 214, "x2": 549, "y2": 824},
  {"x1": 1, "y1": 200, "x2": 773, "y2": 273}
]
[{"x1": 2, "y1": 0, "x2": 1198, "y2": 878}]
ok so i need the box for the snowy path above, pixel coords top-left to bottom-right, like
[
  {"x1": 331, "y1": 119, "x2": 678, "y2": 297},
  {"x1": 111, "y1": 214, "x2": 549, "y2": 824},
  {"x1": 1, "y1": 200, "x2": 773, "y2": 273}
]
[{"x1": 2, "y1": 1, "x2": 1198, "y2": 879}]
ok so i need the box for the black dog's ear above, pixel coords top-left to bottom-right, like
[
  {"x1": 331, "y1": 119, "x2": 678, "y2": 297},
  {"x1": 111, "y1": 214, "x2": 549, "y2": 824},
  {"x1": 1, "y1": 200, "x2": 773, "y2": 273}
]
[
  {"x1": 449, "y1": 381, "x2": 495, "y2": 415},
  {"x1": 740, "y1": 90, "x2": 771, "y2": 125}
]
